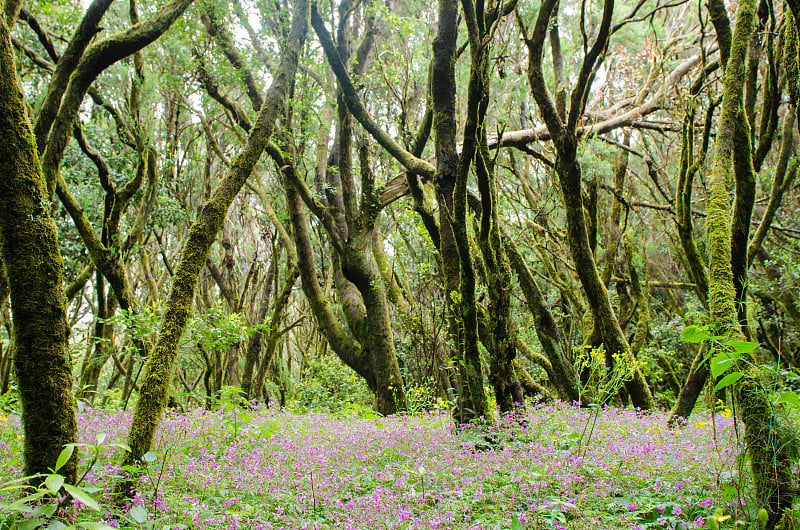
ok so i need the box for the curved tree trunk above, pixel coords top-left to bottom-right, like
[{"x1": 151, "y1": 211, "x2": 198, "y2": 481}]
[
  {"x1": 118, "y1": 0, "x2": 307, "y2": 497},
  {"x1": 520, "y1": 0, "x2": 655, "y2": 410},
  {"x1": 0, "y1": 17, "x2": 77, "y2": 483},
  {"x1": 706, "y1": 0, "x2": 796, "y2": 526},
  {"x1": 505, "y1": 234, "x2": 580, "y2": 403}
]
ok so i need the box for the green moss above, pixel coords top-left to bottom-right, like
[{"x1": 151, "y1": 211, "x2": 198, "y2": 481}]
[
  {"x1": 786, "y1": 14, "x2": 800, "y2": 118},
  {"x1": 705, "y1": 0, "x2": 798, "y2": 525},
  {"x1": 736, "y1": 373, "x2": 795, "y2": 528},
  {"x1": 0, "y1": 18, "x2": 77, "y2": 483}
]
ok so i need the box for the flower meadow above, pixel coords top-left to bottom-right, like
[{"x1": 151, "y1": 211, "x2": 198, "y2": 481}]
[{"x1": 0, "y1": 404, "x2": 753, "y2": 529}]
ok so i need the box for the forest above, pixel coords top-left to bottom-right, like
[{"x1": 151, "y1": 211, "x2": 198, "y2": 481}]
[{"x1": 0, "y1": 0, "x2": 800, "y2": 526}]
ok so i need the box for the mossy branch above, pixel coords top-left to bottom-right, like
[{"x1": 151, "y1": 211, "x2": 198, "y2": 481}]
[
  {"x1": 310, "y1": 4, "x2": 435, "y2": 180},
  {"x1": 41, "y1": 0, "x2": 195, "y2": 198},
  {"x1": 32, "y1": 0, "x2": 114, "y2": 152}
]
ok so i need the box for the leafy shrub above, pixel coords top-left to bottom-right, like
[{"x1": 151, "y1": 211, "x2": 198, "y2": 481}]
[{"x1": 289, "y1": 355, "x2": 372, "y2": 414}]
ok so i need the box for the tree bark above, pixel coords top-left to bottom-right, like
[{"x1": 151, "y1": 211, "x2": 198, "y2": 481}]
[
  {"x1": 0, "y1": 17, "x2": 77, "y2": 483},
  {"x1": 707, "y1": 0, "x2": 796, "y2": 526},
  {"x1": 520, "y1": 0, "x2": 654, "y2": 409},
  {"x1": 430, "y1": 0, "x2": 490, "y2": 422},
  {"x1": 118, "y1": 0, "x2": 307, "y2": 496}
]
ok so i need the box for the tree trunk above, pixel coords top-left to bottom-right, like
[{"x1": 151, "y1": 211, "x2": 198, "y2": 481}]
[
  {"x1": 241, "y1": 254, "x2": 277, "y2": 400},
  {"x1": 521, "y1": 0, "x2": 655, "y2": 410},
  {"x1": 430, "y1": 0, "x2": 490, "y2": 422},
  {"x1": 118, "y1": 0, "x2": 307, "y2": 497},
  {"x1": 0, "y1": 17, "x2": 77, "y2": 483},
  {"x1": 504, "y1": 234, "x2": 580, "y2": 403},
  {"x1": 556, "y1": 148, "x2": 654, "y2": 410},
  {"x1": 706, "y1": 0, "x2": 796, "y2": 525},
  {"x1": 253, "y1": 266, "x2": 300, "y2": 403}
]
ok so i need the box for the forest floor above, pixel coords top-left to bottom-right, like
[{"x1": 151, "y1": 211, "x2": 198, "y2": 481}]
[{"x1": 0, "y1": 402, "x2": 760, "y2": 529}]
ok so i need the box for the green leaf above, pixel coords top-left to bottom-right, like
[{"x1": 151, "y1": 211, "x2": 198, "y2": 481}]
[
  {"x1": 713, "y1": 372, "x2": 744, "y2": 393},
  {"x1": 54, "y1": 446, "x2": 74, "y2": 473},
  {"x1": 711, "y1": 351, "x2": 739, "y2": 378},
  {"x1": 47, "y1": 522, "x2": 67, "y2": 530},
  {"x1": 27, "y1": 504, "x2": 56, "y2": 519},
  {"x1": 95, "y1": 433, "x2": 106, "y2": 445},
  {"x1": 6, "y1": 491, "x2": 46, "y2": 512},
  {"x1": 775, "y1": 391, "x2": 800, "y2": 408},
  {"x1": 681, "y1": 325, "x2": 711, "y2": 343},
  {"x1": 719, "y1": 484, "x2": 739, "y2": 502},
  {"x1": 758, "y1": 508, "x2": 769, "y2": 526},
  {"x1": 1, "y1": 483, "x2": 35, "y2": 492},
  {"x1": 511, "y1": 515, "x2": 524, "y2": 530},
  {"x1": 724, "y1": 340, "x2": 759, "y2": 354},
  {"x1": 18, "y1": 519, "x2": 45, "y2": 530},
  {"x1": 45, "y1": 474, "x2": 64, "y2": 494},
  {"x1": 129, "y1": 504, "x2": 148, "y2": 523},
  {"x1": 142, "y1": 451, "x2": 158, "y2": 463},
  {"x1": 63, "y1": 484, "x2": 101, "y2": 512}
]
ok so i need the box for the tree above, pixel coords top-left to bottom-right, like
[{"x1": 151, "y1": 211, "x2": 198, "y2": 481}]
[
  {"x1": 118, "y1": 0, "x2": 308, "y2": 496},
  {"x1": 704, "y1": 0, "x2": 796, "y2": 524},
  {"x1": 517, "y1": 0, "x2": 655, "y2": 409},
  {"x1": 0, "y1": 6, "x2": 76, "y2": 483}
]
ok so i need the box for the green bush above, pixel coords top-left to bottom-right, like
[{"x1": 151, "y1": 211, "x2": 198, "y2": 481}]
[{"x1": 289, "y1": 355, "x2": 372, "y2": 414}]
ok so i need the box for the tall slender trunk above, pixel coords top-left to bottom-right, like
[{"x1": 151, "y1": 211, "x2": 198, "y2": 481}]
[
  {"x1": 707, "y1": 0, "x2": 796, "y2": 526},
  {"x1": 118, "y1": 0, "x2": 307, "y2": 497},
  {"x1": 0, "y1": 17, "x2": 77, "y2": 483}
]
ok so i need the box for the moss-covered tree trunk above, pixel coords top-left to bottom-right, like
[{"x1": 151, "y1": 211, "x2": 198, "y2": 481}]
[
  {"x1": 461, "y1": 0, "x2": 523, "y2": 413},
  {"x1": 706, "y1": 0, "x2": 796, "y2": 525},
  {"x1": 118, "y1": 0, "x2": 307, "y2": 496},
  {"x1": 310, "y1": 0, "x2": 493, "y2": 422},
  {"x1": 505, "y1": 237, "x2": 581, "y2": 402},
  {"x1": 520, "y1": 0, "x2": 654, "y2": 410},
  {"x1": 430, "y1": 0, "x2": 490, "y2": 422},
  {"x1": 241, "y1": 252, "x2": 277, "y2": 400},
  {"x1": 0, "y1": 16, "x2": 77, "y2": 483}
]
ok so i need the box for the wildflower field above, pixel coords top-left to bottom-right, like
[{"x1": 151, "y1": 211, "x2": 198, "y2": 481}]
[{"x1": 0, "y1": 403, "x2": 756, "y2": 529}]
